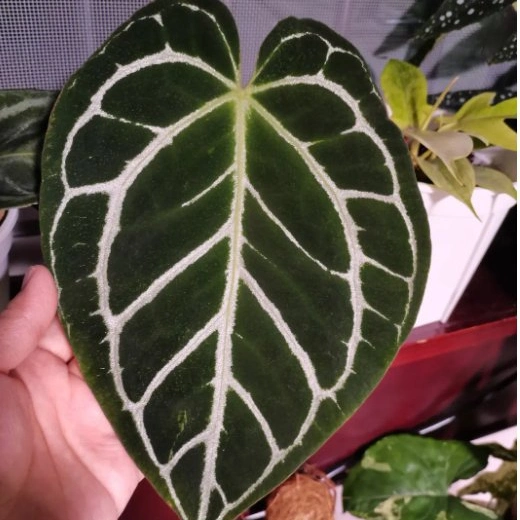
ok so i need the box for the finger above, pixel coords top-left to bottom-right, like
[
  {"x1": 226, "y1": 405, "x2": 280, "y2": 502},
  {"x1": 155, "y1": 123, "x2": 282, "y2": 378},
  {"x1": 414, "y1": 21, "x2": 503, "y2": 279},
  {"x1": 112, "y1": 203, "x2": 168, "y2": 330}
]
[
  {"x1": 39, "y1": 316, "x2": 74, "y2": 363},
  {"x1": 0, "y1": 265, "x2": 58, "y2": 373},
  {"x1": 68, "y1": 357, "x2": 83, "y2": 379}
]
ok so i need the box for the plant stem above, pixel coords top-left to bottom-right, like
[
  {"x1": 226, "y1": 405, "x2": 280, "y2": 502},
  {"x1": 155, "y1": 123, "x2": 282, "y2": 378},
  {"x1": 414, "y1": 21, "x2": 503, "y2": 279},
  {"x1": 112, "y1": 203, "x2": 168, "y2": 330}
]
[{"x1": 421, "y1": 76, "x2": 459, "y2": 131}]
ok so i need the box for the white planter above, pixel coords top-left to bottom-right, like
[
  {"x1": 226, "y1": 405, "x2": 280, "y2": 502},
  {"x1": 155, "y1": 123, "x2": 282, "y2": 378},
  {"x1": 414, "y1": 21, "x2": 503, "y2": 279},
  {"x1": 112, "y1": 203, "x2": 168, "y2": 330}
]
[
  {"x1": 0, "y1": 208, "x2": 19, "y2": 311},
  {"x1": 414, "y1": 183, "x2": 516, "y2": 328}
]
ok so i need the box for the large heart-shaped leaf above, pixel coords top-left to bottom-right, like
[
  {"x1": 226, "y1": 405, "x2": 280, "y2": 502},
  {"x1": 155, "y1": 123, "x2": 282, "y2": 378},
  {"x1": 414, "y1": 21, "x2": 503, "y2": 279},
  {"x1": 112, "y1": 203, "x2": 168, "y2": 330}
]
[{"x1": 40, "y1": 1, "x2": 430, "y2": 519}]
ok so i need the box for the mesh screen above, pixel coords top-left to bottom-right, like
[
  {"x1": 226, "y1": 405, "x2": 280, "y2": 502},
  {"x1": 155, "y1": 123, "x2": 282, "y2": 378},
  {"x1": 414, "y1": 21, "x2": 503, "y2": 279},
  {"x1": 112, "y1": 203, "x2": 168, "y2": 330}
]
[
  {"x1": 1, "y1": 0, "x2": 148, "y2": 89},
  {"x1": 1, "y1": 1, "x2": 514, "y2": 92}
]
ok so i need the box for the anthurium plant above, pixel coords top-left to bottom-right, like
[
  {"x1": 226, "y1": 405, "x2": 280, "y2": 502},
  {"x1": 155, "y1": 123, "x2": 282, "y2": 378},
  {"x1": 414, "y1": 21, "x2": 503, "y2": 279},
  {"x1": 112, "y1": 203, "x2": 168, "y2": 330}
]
[
  {"x1": 343, "y1": 434, "x2": 517, "y2": 520},
  {"x1": 381, "y1": 59, "x2": 517, "y2": 215},
  {"x1": 39, "y1": 1, "x2": 430, "y2": 519},
  {"x1": 0, "y1": 90, "x2": 56, "y2": 221}
]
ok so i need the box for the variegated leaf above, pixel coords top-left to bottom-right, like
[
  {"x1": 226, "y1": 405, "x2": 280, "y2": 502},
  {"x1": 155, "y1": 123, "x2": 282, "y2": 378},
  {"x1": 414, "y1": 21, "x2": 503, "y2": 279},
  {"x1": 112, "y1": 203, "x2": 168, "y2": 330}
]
[
  {"x1": 0, "y1": 90, "x2": 56, "y2": 209},
  {"x1": 490, "y1": 32, "x2": 517, "y2": 63},
  {"x1": 414, "y1": 0, "x2": 516, "y2": 42},
  {"x1": 39, "y1": 1, "x2": 430, "y2": 519},
  {"x1": 343, "y1": 435, "x2": 495, "y2": 520}
]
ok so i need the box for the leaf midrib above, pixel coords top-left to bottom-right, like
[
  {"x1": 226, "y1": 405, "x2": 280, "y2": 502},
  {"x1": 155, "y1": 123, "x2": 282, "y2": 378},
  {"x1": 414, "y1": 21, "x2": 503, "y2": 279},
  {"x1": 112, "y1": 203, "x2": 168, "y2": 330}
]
[{"x1": 198, "y1": 91, "x2": 248, "y2": 520}]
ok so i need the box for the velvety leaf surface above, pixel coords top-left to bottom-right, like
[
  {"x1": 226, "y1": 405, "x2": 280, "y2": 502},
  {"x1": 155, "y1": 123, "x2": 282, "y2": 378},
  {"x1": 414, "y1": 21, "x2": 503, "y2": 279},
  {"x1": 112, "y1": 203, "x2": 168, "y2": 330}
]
[
  {"x1": 0, "y1": 90, "x2": 57, "y2": 209},
  {"x1": 39, "y1": 1, "x2": 430, "y2": 519},
  {"x1": 343, "y1": 434, "x2": 496, "y2": 520}
]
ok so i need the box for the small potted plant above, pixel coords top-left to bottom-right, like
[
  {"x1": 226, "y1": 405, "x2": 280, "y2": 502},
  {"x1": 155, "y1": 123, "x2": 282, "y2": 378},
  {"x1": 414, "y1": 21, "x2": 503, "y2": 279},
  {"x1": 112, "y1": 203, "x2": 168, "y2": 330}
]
[{"x1": 380, "y1": 59, "x2": 516, "y2": 327}]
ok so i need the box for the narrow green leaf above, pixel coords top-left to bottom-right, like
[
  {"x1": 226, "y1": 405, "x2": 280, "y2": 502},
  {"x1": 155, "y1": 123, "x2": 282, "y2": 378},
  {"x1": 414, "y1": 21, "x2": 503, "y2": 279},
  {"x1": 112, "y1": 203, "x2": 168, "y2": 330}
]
[
  {"x1": 474, "y1": 166, "x2": 517, "y2": 199},
  {"x1": 380, "y1": 59, "x2": 432, "y2": 129},
  {"x1": 417, "y1": 156, "x2": 476, "y2": 214},
  {"x1": 0, "y1": 90, "x2": 57, "y2": 209},
  {"x1": 423, "y1": 5, "x2": 516, "y2": 78},
  {"x1": 39, "y1": 1, "x2": 430, "y2": 519},
  {"x1": 343, "y1": 434, "x2": 496, "y2": 520},
  {"x1": 442, "y1": 93, "x2": 518, "y2": 151}
]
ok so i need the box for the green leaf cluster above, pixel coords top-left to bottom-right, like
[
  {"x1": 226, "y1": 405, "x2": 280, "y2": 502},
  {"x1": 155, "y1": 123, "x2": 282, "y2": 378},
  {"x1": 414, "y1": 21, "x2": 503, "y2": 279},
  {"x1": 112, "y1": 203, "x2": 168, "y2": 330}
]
[
  {"x1": 381, "y1": 59, "x2": 517, "y2": 215},
  {"x1": 343, "y1": 434, "x2": 517, "y2": 520}
]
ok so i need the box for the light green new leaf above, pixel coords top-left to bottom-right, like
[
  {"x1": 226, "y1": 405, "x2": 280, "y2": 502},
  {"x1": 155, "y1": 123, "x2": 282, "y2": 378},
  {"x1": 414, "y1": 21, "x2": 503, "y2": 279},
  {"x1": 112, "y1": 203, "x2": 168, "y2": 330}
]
[
  {"x1": 39, "y1": 1, "x2": 430, "y2": 519},
  {"x1": 381, "y1": 59, "x2": 432, "y2": 129},
  {"x1": 343, "y1": 434, "x2": 497, "y2": 520},
  {"x1": 474, "y1": 166, "x2": 517, "y2": 199},
  {"x1": 406, "y1": 127, "x2": 473, "y2": 176},
  {"x1": 418, "y1": 156, "x2": 476, "y2": 214},
  {"x1": 0, "y1": 90, "x2": 57, "y2": 209},
  {"x1": 441, "y1": 93, "x2": 517, "y2": 150}
]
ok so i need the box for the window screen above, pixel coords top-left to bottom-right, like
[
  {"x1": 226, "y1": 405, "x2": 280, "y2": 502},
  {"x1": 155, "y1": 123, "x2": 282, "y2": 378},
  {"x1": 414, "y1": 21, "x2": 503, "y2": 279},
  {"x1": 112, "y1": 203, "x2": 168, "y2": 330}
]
[{"x1": 1, "y1": 1, "x2": 515, "y2": 93}]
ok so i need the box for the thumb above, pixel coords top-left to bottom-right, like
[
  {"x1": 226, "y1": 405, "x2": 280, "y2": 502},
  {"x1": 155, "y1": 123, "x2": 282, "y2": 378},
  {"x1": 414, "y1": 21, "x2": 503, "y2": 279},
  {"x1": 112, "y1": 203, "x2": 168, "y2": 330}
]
[{"x1": 0, "y1": 265, "x2": 58, "y2": 373}]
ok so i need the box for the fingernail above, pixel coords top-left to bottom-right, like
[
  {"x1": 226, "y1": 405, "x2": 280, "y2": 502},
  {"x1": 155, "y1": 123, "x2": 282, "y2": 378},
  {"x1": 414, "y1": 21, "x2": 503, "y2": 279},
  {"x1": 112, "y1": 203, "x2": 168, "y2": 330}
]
[{"x1": 22, "y1": 266, "x2": 37, "y2": 289}]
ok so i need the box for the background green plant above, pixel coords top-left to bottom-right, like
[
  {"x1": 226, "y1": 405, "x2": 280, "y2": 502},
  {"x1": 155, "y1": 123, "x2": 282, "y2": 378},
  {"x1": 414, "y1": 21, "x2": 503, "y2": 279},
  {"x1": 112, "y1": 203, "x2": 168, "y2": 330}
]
[
  {"x1": 343, "y1": 434, "x2": 517, "y2": 520},
  {"x1": 375, "y1": 0, "x2": 517, "y2": 110},
  {"x1": 0, "y1": 90, "x2": 56, "y2": 220},
  {"x1": 381, "y1": 59, "x2": 517, "y2": 215}
]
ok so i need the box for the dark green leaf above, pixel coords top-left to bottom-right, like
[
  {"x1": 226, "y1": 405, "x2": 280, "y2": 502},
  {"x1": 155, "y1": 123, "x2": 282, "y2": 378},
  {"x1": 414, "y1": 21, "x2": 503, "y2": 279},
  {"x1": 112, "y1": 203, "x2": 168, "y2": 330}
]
[
  {"x1": 492, "y1": 65, "x2": 517, "y2": 91},
  {"x1": 490, "y1": 32, "x2": 517, "y2": 63},
  {"x1": 413, "y1": 0, "x2": 516, "y2": 42},
  {"x1": 343, "y1": 434, "x2": 496, "y2": 520},
  {"x1": 428, "y1": 6, "x2": 516, "y2": 78},
  {"x1": 374, "y1": 0, "x2": 444, "y2": 56},
  {"x1": 0, "y1": 90, "x2": 57, "y2": 209},
  {"x1": 428, "y1": 89, "x2": 516, "y2": 111},
  {"x1": 39, "y1": 1, "x2": 430, "y2": 519}
]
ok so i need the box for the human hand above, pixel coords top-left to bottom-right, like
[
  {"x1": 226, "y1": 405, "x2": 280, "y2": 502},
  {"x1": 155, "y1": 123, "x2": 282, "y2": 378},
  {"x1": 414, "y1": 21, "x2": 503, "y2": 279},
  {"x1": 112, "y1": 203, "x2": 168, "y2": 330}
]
[{"x1": 0, "y1": 266, "x2": 142, "y2": 520}]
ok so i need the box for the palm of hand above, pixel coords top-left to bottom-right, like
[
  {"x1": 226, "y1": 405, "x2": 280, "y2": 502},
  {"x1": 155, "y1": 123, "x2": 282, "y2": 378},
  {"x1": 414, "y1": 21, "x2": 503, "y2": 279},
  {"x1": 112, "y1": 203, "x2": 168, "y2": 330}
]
[{"x1": 0, "y1": 267, "x2": 142, "y2": 520}]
